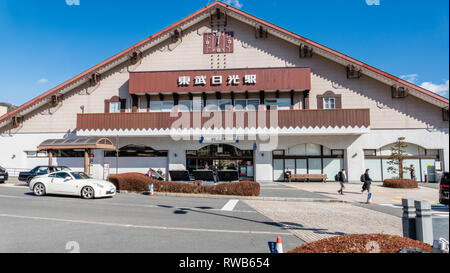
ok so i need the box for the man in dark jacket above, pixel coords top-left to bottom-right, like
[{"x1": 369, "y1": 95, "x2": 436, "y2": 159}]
[
  {"x1": 362, "y1": 169, "x2": 372, "y2": 193},
  {"x1": 337, "y1": 169, "x2": 347, "y2": 195},
  {"x1": 410, "y1": 165, "x2": 417, "y2": 181}
]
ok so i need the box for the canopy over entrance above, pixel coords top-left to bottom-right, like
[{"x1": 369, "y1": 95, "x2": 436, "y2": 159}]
[
  {"x1": 37, "y1": 137, "x2": 115, "y2": 151},
  {"x1": 37, "y1": 137, "x2": 116, "y2": 174}
]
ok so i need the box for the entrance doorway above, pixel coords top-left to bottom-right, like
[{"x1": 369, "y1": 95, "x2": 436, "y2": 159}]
[{"x1": 186, "y1": 144, "x2": 254, "y2": 181}]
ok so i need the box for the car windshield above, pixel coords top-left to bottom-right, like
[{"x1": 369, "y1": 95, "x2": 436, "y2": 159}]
[
  {"x1": 70, "y1": 172, "x2": 90, "y2": 180},
  {"x1": 0, "y1": 166, "x2": 5, "y2": 172},
  {"x1": 57, "y1": 167, "x2": 71, "y2": 171}
]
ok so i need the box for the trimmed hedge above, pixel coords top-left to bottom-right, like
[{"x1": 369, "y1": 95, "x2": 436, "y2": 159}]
[
  {"x1": 383, "y1": 179, "x2": 419, "y2": 189},
  {"x1": 288, "y1": 234, "x2": 431, "y2": 253},
  {"x1": 109, "y1": 173, "x2": 260, "y2": 197}
]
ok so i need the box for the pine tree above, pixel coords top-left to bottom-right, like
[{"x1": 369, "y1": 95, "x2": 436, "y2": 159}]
[{"x1": 387, "y1": 137, "x2": 410, "y2": 179}]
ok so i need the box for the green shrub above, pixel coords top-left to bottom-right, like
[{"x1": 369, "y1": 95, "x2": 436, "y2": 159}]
[
  {"x1": 383, "y1": 179, "x2": 418, "y2": 189},
  {"x1": 109, "y1": 173, "x2": 260, "y2": 197}
]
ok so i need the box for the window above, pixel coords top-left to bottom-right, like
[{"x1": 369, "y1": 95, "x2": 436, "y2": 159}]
[
  {"x1": 277, "y1": 98, "x2": 291, "y2": 110},
  {"x1": 109, "y1": 102, "x2": 121, "y2": 113},
  {"x1": 332, "y1": 150, "x2": 344, "y2": 156},
  {"x1": 105, "y1": 145, "x2": 168, "y2": 157},
  {"x1": 36, "y1": 167, "x2": 50, "y2": 175},
  {"x1": 317, "y1": 91, "x2": 342, "y2": 109},
  {"x1": 234, "y1": 100, "x2": 247, "y2": 110},
  {"x1": 193, "y1": 97, "x2": 203, "y2": 111},
  {"x1": 264, "y1": 98, "x2": 291, "y2": 110},
  {"x1": 273, "y1": 150, "x2": 285, "y2": 156},
  {"x1": 264, "y1": 99, "x2": 278, "y2": 110},
  {"x1": 150, "y1": 101, "x2": 174, "y2": 112},
  {"x1": 55, "y1": 172, "x2": 72, "y2": 179},
  {"x1": 26, "y1": 151, "x2": 47, "y2": 158},
  {"x1": 323, "y1": 98, "x2": 336, "y2": 109},
  {"x1": 54, "y1": 150, "x2": 84, "y2": 158},
  {"x1": 364, "y1": 150, "x2": 377, "y2": 156},
  {"x1": 71, "y1": 172, "x2": 90, "y2": 180},
  {"x1": 206, "y1": 100, "x2": 219, "y2": 111},
  {"x1": 26, "y1": 151, "x2": 37, "y2": 158},
  {"x1": 218, "y1": 99, "x2": 233, "y2": 111},
  {"x1": 234, "y1": 99, "x2": 260, "y2": 111},
  {"x1": 178, "y1": 100, "x2": 193, "y2": 112},
  {"x1": 247, "y1": 100, "x2": 260, "y2": 110}
]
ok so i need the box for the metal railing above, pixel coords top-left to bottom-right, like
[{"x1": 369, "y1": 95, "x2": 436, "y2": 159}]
[{"x1": 4, "y1": 168, "x2": 29, "y2": 177}]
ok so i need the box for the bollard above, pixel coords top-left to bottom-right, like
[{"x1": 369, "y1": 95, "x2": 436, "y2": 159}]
[
  {"x1": 402, "y1": 199, "x2": 416, "y2": 240},
  {"x1": 148, "y1": 184, "x2": 154, "y2": 196},
  {"x1": 414, "y1": 201, "x2": 433, "y2": 245},
  {"x1": 366, "y1": 193, "x2": 373, "y2": 204},
  {"x1": 275, "y1": 236, "x2": 283, "y2": 254}
]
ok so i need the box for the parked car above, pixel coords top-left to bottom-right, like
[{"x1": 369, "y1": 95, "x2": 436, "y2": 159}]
[
  {"x1": 0, "y1": 166, "x2": 8, "y2": 183},
  {"x1": 29, "y1": 171, "x2": 116, "y2": 199},
  {"x1": 19, "y1": 166, "x2": 71, "y2": 184},
  {"x1": 439, "y1": 172, "x2": 449, "y2": 206}
]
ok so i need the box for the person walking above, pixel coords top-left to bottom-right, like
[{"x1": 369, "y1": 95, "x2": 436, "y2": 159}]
[
  {"x1": 410, "y1": 165, "x2": 417, "y2": 181},
  {"x1": 361, "y1": 169, "x2": 372, "y2": 193},
  {"x1": 337, "y1": 168, "x2": 347, "y2": 195},
  {"x1": 146, "y1": 168, "x2": 153, "y2": 178}
]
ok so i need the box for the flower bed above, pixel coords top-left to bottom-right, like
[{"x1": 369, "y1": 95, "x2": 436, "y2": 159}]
[
  {"x1": 383, "y1": 179, "x2": 419, "y2": 189},
  {"x1": 108, "y1": 173, "x2": 260, "y2": 197},
  {"x1": 288, "y1": 234, "x2": 431, "y2": 253}
]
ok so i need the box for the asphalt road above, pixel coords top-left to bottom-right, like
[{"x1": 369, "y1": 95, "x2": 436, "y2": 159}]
[{"x1": 0, "y1": 186, "x2": 304, "y2": 253}]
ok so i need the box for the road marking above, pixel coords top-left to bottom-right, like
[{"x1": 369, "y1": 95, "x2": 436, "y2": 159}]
[
  {"x1": 0, "y1": 194, "x2": 256, "y2": 213},
  {"x1": 221, "y1": 199, "x2": 239, "y2": 211},
  {"x1": 0, "y1": 213, "x2": 294, "y2": 236}
]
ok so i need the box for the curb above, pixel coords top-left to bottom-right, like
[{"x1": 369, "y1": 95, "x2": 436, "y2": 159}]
[{"x1": 118, "y1": 190, "x2": 346, "y2": 203}]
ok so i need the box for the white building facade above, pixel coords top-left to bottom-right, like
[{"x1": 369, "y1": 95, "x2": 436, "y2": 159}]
[{"x1": 0, "y1": 2, "x2": 448, "y2": 183}]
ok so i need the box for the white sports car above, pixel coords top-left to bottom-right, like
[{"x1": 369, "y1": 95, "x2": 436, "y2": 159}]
[{"x1": 29, "y1": 171, "x2": 116, "y2": 199}]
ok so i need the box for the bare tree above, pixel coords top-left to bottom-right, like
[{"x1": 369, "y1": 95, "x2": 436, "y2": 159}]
[{"x1": 387, "y1": 137, "x2": 410, "y2": 179}]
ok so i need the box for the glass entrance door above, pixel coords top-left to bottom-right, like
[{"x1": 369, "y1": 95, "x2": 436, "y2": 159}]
[{"x1": 186, "y1": 144, "x2": 254, "y2": 181}]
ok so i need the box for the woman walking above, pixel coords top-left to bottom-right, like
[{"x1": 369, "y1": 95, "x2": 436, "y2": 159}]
[
  {"x1": 361, "y1": 169, "x2": 372, "y2": 193},
  {"x1": 337, "y1": 169, "x2": 347, "y2": 195}
]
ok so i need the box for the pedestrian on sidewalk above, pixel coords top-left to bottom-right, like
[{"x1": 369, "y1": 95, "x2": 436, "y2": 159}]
[
  {"x1": 409, "y1": 165, "x2": 417, "y2": 181},
  {"x1": 361, "y1": 169, "x2": 372, "y2": 193},
  {"x1": 337, "y1": 168, "x2": 347, "y2": 195}
]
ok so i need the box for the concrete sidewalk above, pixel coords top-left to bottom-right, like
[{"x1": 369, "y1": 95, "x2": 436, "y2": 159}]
[
  {"x1": 244, "y1": 199, "x2": 403, "y2": 243},
  {"x1": 283, "y1": 181, "x2": 440, "y2": 205}
]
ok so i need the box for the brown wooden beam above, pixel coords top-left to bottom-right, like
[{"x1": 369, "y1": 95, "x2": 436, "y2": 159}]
[
  {"x1": 48, "y1": 151, "x2": 53, "y2": 166},
  {"x1": 84, "y1": 150, "x2": 89, "y2": 174}
]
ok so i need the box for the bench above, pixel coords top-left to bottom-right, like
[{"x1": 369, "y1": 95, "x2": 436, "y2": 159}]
[
  {"x1": 192, "y1": 170, "x2": 216, "y2": 182},
  {"x1": 287, "y1": 173, "x2": 327, "y2": 183},
  {"x1": 217, "y1": 171, "x2": 240, "y2": 182},
  {"x1": 169, "y1": 171, "x2": 192, "y2": 182}
]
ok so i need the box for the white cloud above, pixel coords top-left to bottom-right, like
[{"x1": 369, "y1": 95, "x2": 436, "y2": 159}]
[
  {"x1": 400, "y1": 73, "x2": 449, "y2": 97},
  {"x1": 420, "y1": 80, "x2": 449, "y2": 97},
  {"x1": 223, "y1": 0, "x2": 243, "y2": 9},
  {"x1": 400, "y1": 74, "x2": 418, "y2": 84},
  {"x1": 37, "y1": 78, "x2": 49, "y2": 84}
]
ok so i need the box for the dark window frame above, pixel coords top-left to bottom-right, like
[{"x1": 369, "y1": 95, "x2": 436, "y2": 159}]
[
  {"x1": 317, "y1": 91, "x2": 342, "y2": 109},
  {"x1": 105, "y1": 96, "x2": 126, "y2": 113}
]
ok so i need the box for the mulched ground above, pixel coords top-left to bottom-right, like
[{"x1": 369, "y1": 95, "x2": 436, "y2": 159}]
[{"x1": 288, "y1": 234, "x2": 432, "y2": 253}]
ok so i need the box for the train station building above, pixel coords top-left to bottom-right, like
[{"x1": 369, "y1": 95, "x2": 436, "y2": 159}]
[{"x1": 0, "y1": 2, "x2": 448, "y2": 183}]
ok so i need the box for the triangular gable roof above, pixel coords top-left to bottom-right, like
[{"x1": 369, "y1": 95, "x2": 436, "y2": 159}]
[{"x1": 1, "y1": 1, "x2": 448, "y2": 128}]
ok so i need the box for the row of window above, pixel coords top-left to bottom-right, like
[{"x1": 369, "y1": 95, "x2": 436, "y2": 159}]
[
  {"x1": 109, "y1": 97, "x2": 339, "y2": 113},
  {"x1": 26, "y1": 150, "x2": 85, "y2": 158}
]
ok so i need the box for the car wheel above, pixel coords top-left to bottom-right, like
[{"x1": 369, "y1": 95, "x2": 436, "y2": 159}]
[
  {"x1": 81, "y1": 186, "x2": 95, "y2": 199},
  {"x1": 33, "y1": 183, "x2": 46, "y2": 196}
]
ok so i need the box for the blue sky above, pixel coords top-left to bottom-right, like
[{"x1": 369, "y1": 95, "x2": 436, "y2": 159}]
[{"x1": 0, "y1": 0, "x2": 448, "y2": 106}]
